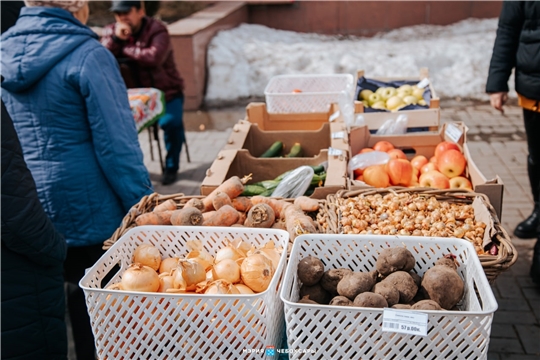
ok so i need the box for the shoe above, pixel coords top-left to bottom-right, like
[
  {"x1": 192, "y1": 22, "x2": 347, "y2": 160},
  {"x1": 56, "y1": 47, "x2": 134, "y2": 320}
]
[
  {"x1": 513, "y1": 208, "x2": 540, "y2": 239},
  {"x1": 531, "y1": 239, "x2": 540, "y2": 285},
  {"x1": 161, "y1": 170, "x2": 177, "y2": 185}
]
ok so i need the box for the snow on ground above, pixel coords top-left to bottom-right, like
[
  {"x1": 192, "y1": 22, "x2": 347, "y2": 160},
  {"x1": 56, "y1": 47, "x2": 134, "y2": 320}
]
[{"x1": 205, "y1": 18, "x2": 513, "y2": 106}]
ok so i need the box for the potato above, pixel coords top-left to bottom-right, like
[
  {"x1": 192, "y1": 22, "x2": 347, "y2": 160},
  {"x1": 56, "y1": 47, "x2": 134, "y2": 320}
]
[
  {"x1": 297, "y1": 295, "x2": 318, "y2": 304},
  {"x1": 297, "y1": 256, "x2": 325, "y2": 286},
  {"x1": 412, "y1": 300, "x2": 442, "y2": 311},
  {"x1": 409, "y1": 271, "x2": 422, "y2": 288},
  {"x1": 381, "y1": 271, "x2": 418, "y2": 304},
  {"x1": 435, "y1": 255, "x2": 458, "y2": 271},
  {"x1": 391, "y1": 304, "x2": 412, "y2": 310},
  {"x1": 329, "y1": 296, "x2": 352, "y2": 306},
  {"x1": 337, "y1": 272, "x2": 377, "y2": 301},
  {"x1": 300, "y1": 283, "x2": 330, "y2": 304},
  {"x1": 320, "y1": 268, "x2": 352, "y2": 295},
  {"x1": 352, "y1": 292, "x2": 388, "y2": 308},
  {"x1": 372, "y1": 282, "x2": 400, "y2": 307},
  {"x1": 376, "y1": 247, "x2": 416, "y2": 276},
  {"x1": 421, "y1": 264, "x2": 464, "y2": 310}
]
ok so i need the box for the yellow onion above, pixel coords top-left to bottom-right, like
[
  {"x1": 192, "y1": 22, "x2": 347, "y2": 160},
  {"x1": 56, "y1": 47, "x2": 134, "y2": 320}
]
[
  {"x1": 240, "y1": 254, "x2": 274, "y2": 293},
  {"x1": 158, "y1": 272, "x2": 175, "y2": 293},
  {"x1": 204, "y1": 280, "x2": 240, "y2": 295},
  {"x1": 133, "y1": 244, "x2": 162, "y2": 271},
  {"x1": 171, "y1": 259, "x2": 206, "y2": 291},
  {"x1": 186, "y1": 240, "x2": 215, "y2": 265},
  {"x1": 215, "y1": 241, "x2": 244, "y2": 263},
  {"x1": 212, "y1": 258, "x2": 241, "y2": 284},
  {"x1": 254, "y1": 242, "x2": 281, "y2": 270},
  {"x1": 159, "y1": 257, "x2": 180, "y2": 274},
  {"x1": 105, "y1": 282, "x2": 123, "y2": 290},
  {"x1": 121, "y1": 263, "x2": 160, "y2": 292},
  {"x1": 186, "y1": 250, "x2": 213, "y2": 272},
  {"x1": 230, "y1": 237, "x2": 251, "y2": 257},
  {"x1": 234, "y1": 284, "x2": 255, "y2": 294}
]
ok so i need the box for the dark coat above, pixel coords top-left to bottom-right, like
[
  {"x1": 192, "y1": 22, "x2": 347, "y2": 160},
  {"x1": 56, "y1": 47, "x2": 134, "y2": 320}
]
[
  {"x1": 1, "y1": 100, "x2": 68, "y2": 360},
  {"x1": 0, "y1": 1, "x2": 24, "y2": 34},
  {"x1": 101, "y1": 16, "x2": 184, "y2": 101},
  {"x1": 486, "y1": 1, "x2": 540, "y2": 100}
]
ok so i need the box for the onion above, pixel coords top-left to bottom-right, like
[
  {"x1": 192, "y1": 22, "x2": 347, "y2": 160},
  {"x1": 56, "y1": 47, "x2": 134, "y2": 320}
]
[
  {"x1": 215, "y1": 242, "x2": 244, "y2": 263},
  {"x1": 105, "y1": 282, "x2": 123, "y2": 290},
  {"x1": 186, "y1": 251, "x2": 213, "y2": 271},
  {"x1": 186, "y1": 240, "x2": 215, "y2": 264},
  {"x1": 204, "y1": 280, "x2": 240, "y2": 295},
  {"x1": 257, "y1": 242, "x2": 281, "y2": 270},
  {"x1": 234, "y1": 284, "x2": 255, "y2": 294},
  {"x1": 159, "y1": 257, "x2": 180, "y2": 274},
  {"x1": 240, "y1": 254, "x2": 274, "y2": 293},
  {"x1": 121, "y1": 263, "x2": 160, "y2": 292},
  {"x1": 230, "y1": 237, "x2": 251, "y2": 257},
  {"x1": 212, "y1": 258, "x2": 241, "y2": 284},
  {"x1": 133, "y1": 244, "x2": 162, "y2": 271},
  {"x1": 158, "y1": 272, "x2": 175, "y2": 293},
  {"x1": 171, "y1": 259, "x2": 206, "y2": 291}
]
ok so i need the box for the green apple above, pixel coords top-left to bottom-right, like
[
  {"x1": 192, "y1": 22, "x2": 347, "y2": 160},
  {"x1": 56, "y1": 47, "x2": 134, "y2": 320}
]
[
  {"x1": 371, "y1": 101, "x2": 387, "y2": 110},
  {"x1": 368, "y1": 93, "x2": 383, "y2": 105},
  {"x1": 386, "y1": 96, "x2": 405, "y2": 111},
  {"x1": 403, "y1": 95, "x2": 418, "y2": 105},
  {"x1": 359, "y1": 89, "x2": 373, "y2": 101},
  {"x1": 396, "y1": 91, "x2": 408, "y2": 100},
  {"x1": 362, "y1": 100, "x2": 370, "y2": 107},
  {"x1": 412, "y1": 87, "x2": 425, "y2": 101},
  {"x1": 375, "y1": 87, "x2": 386, "y2": 95},
  {"x1": 397, "y1": 85, "x2": 413, "y2": 96},
  {"x1": 418, "y1": 99, "x2": 427, "y2": 106},
  {"x1": 381, "y1": 87, "x2": 397, "y2": 101}
]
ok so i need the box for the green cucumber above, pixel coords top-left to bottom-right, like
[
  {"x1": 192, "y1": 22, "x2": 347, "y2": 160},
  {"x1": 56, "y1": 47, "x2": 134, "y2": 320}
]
[
  {"x1": 310, "y1": 165, "x2": 325, "y2": 174},
  {"x1": 241, "y1": 184, "x2": 266, "y2": 196},
  {"x1": 260, "y1": 141, "x2": 283, "y2": 158},
  {"x1": 311, "y1": 172, "x2": 326, "y2": 186},
  {"x1": 285, "y1": 143, "x2": 303, "y2": 157}
]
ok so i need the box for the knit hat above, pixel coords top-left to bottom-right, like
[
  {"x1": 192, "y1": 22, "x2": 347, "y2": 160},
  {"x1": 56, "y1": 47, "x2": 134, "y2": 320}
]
[{"x1": 24, "y1": 0, "x2": 87, "y2": 13}]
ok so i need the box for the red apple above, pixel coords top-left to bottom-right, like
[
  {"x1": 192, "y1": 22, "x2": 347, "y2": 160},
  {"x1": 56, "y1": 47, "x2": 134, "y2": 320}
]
[
  {"x1": 449, "y1": 176, "x2": 472, "y2": 190},
  {"x1": 437, "y1": 149, "x2": 467, "y2": 178},
  {"x1": 411, "y1": 155, "x2": 429, "y2": 170},
  {"x1": 387, "y1": 149, "x2": 407, "y2": 160},
  {"x1": 358, "y1": 148, "x2": 374, "y2": 154},
  {"x1": 421, "y1": 162, "x2": 438, "y2": 174},
  {"x1": 363, "y1": 165, "x2": 390, "y2": 188},
  {"x1": 410, "y1": 169, "x2": 419, "y2": 187},
  {"x1": 412, "y1": 166, "x2": 420, "y2": 179},
  {"x1": 373, "y1": 141, "x2": 395, "y2": 152},
  {"x1": 353, "y1": 167, "x2": 364, "y2": 178},
  {"x1": 419, "y1": 170, "x2": 450, "y2": 189},
  {"x1": 385, "y1": 159, "x2": 413, "y2": 187},
  {"x1": 434, "y1": 141, "x2": 461, "y2": 158},
  {"x1": 429, "y1": 156, "x2": 438, "y2": 163},
  {"x1": 355, "y1": 175, "x2": 365, "y2": 182}
]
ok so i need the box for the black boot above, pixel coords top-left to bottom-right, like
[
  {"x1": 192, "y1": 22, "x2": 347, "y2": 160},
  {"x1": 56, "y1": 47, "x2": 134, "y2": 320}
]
[
  {"x1": 514, "y1": 204, "x2": 540, "y2": 239},
  {"x1": 161, "y1": 169, "x2": 178, "y2": 185},
  {"x1": 531, "y1": 238, "x2": 540, "y2": 285}
]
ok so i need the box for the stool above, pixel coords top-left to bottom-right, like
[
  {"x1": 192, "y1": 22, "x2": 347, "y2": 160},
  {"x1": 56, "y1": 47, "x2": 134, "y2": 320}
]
[{"x1": 146, "y1": 123, "x2": 191, "y2": 173}]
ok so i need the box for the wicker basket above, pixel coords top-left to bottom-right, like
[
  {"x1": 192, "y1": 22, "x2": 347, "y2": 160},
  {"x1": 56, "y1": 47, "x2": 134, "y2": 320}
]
[{"x1": 318, "y1": 188, "x2": 517, "y2": 283}]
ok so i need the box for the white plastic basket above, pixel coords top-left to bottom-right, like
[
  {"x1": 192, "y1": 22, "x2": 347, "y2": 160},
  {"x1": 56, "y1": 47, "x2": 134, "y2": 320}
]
[
  {"x1": 264, "y1": 74, "x2": 354, "y2": 115},
  {"x1": 280, "y1": 235, "x2": 498, "y2": 360},
  {"x1": 80, "y1": 226, "x2": 289, "y2": 359}
]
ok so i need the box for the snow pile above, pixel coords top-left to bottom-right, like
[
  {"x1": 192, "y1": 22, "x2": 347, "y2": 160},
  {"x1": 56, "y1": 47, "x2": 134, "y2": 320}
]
[{"x1": 205, "y1": 18, "x2": 513, "y2": 106}]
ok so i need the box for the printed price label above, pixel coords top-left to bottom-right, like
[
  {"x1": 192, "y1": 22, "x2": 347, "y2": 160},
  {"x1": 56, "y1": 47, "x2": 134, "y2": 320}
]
[
  {"x1": 416, "y1": 78, "x2": 430, "y2": 89},
  {"x1": 382, "y1": 308, "x2": 428, "y2": 336},
  {"x1": 445, "y1": 123, "x2": 464, "y2": 143},
  {"x1": 329, "y1": 111, "x2": 341, "y2": 122},
  {"x1": 328, "y1": 147, "x2": 344, "y2": 156},
  {"x1": 332, "y1": 131, "x2": 346, "y2": 139}
]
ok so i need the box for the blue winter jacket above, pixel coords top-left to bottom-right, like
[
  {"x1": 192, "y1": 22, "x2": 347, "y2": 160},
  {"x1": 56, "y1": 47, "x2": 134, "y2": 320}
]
[{"x1": 1, "y1": 7, "x2": 153, "y2": 247}]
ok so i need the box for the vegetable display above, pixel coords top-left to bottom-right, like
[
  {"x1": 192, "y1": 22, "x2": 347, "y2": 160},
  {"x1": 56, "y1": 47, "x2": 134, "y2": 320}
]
[{"x1": 259, "y1": 141, "x2": 303, "y2": 158}]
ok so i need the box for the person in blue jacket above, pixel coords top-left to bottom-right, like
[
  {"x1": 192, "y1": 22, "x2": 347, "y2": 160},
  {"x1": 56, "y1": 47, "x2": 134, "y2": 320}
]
[{"x1": 1, "y1": 1, "x2": 154, "y2": 358}]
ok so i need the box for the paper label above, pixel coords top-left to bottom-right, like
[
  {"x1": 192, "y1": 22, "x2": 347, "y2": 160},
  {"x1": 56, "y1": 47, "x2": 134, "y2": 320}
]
[
  {"x1": 328, "y1": 147, "x2": 344, "y2": 156},
  {"x1": 329, "y1": 111, "x2": 341, "y2": 122},
  {"x1": 382, "y1": 308, "x2": 428, "y2": 336},
  {"x1": 416, "y1": 78, "x2": 430, "y2": 89},
  {"x1": 332, "y1": 131, "x2": 346, "y2": 139},
  {"x1": 445, "y1": 123, "x2": 464, "y2": 143}
]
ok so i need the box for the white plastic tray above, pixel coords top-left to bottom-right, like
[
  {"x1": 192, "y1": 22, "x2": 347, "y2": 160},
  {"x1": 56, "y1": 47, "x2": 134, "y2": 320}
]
[
  {"x1": 280, "y1": 234, "x2": 497, "y2": 360},
  {"x1": 80, "y1": 226, "x2": 289, "y2": 359}
]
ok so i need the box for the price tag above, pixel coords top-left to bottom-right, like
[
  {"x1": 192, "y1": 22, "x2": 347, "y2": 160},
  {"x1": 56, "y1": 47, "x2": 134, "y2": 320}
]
[
  {"x1": 416, "y1": 78, "x2": 430, "y2": 89},
  {"x1": 382, "y1": 308, "x2": 428, "y2": 336},
  {"x1": 445, "y1": 123, "x2": 464, "y2": 143},
  {"x1": 332, "y1": 131, "x2": 346, "y2": 139},
  {"x1": 329, "y1": 110, "x2": 341, "y2": 122},
  {"x1": 328, "y1": 147, "x2": 344, "y2": 156}
]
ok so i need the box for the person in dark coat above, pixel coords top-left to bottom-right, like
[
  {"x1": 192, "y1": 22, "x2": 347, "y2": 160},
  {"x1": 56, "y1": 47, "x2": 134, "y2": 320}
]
[
  {"x1": 486, "y1": 0, "x2": 540, "y2": 284},
  {"x1": 1, "y1": 1, "x2": 24, "y2": 33},
  {"x1": 1, "y1": 99, "x2": 68, "y2": 359}
]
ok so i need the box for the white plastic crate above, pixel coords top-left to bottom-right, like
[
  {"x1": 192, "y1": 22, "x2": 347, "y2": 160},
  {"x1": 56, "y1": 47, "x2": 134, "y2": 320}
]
[
  {"x1": 280, "y1": 235, "x2": 498, "y2": 360},
  {"x1": 264, "y1": 74, "x2": 355, "y2": 116},
  {"x1": 80, "y1": 226, "x2": 289, "y2": 359}
]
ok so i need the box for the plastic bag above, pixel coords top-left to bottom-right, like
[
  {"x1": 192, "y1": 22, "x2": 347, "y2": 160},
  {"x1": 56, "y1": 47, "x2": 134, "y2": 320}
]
[
  {"x1": 271, "y1": 166, "x2": 314, "y2": 198},
  {"x1": 347, "y1": 151, "x2": 390, "y2": 173},
  {"x1": 375, "y1": 114, "x2": 409, "y2": 135},
  {"x1": 353, "y1": 114, "x2": 365, "y2": 127}
]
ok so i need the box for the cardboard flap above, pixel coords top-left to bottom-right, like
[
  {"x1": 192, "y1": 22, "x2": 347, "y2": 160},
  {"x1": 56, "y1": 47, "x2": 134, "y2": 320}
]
[
  {"x1": 473, "y1": 197, "x2": 497, "y2": 248},
  {"x1": 204, "y1": 150, "x2": 238, "y2": 186}
]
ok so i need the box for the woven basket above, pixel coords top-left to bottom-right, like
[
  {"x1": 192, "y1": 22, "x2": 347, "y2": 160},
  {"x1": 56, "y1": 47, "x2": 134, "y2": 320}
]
[
  {"x1": 104, "y1": 193, "x2": 325, "y2": 250},
  {"x1": 318, "y1": 187, "x2": 517, "y2": 283}
]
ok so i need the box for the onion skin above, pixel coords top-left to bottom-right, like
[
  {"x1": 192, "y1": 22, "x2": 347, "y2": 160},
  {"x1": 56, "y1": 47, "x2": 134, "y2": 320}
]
[
  {"x1": 240, "y1": 254, "x2": 274, "y2": 293},
  {"x1": 121, "y1": 264, "x2": 160, "y2": 292},
  {"x1": 159, "y1": 257, "x2": 180, "y2": 274},
  {"x1": 133, "y1": 244, "x2": 162, "y2": 271}
]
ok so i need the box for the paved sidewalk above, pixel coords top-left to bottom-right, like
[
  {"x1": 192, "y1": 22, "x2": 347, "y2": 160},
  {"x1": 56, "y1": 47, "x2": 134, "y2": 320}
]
[{"x1": 138, "y1": 99, "x2": 539, "y2": 359}]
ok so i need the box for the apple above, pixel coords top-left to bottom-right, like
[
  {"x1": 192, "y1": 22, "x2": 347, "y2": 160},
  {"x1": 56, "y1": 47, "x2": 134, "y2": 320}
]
[
  {"x1": 412, "y1": 166, "x2": 420, "y2": 179},
  {"x1": 373, "y1": 141, "x2": 394, "y2": 152},
  {"x1": 360, "y1": 89, "x2": 373, "y2": 101},
  {"x1": 437, "y1": 149, "x2": 467, "y2": 178},
  {"x1": 397, "y1": 84, "x2": 413, "y2": 96},
  {"x1": 371, "y1": 101, "x2": 387, "y2": 110},
  {"x1": 387, "y1": 148, "x2": 407, "y2": 160},
  {"x1": 386, "y1": 96, "x2": 405, "y2": 111},
  {"x1": 411, "y1": 155, "x2": 429, "y2": 170},
  {"x1": 429, "y1": 156, "x2": 437, "y2": 163},
  {"x1": 353, "y1": 167, "x2": 364, "y2": 179},
  {"x1": 358, "y1": 147, "x2": 374, "y2": 154},
  {"x1": 419, "y1": 170, "x2": 450, "y2": 189},
  {"x1": 355, "y1": 175, "x2": 364, "y2": 182},
  {"x1": 368, "y1": 93, "x2": 383, "y2": 105},
  {"x1": 410, "y1": 170, "x2": 420, "y2": 187},
  {"x1": 385, "y1": 159, "x2": 413, "y2": 187},
  {"x1": 403, "y1": 95, "x2": 418, "y2": 105},
  {"x1": 449, "y1": 176, "x2": 473, "y2": 190},
  {"x1": 412, "y1": 87, "x2": 425, "y2": 101},
  {"x1": 362, "y1": 100, "x2": 370, "y2": 108},
  {"x1": 363, "y1": 165, "x2": 390, "y2": 188},
  {"x1": 421, "y1": 162, "x2": 438, "y2": 174},
  {"x1": 381, "y1": 87, "x2": 397, "y2": 101},
  {"x1": 418, "y1": 99, "x2": 427, "y2": 106},
  {"x1": 434, "y1": 141, "x2": 461, "y2": 158},
  {"x1": 375, "y1": 87, "x2": 386, "y2": 95}
]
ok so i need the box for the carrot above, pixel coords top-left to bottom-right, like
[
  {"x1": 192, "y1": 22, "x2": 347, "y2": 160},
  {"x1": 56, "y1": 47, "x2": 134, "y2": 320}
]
[
  {"x1": 294, "y1": 196, "x2": 319, "y2": 212},
  {"x1": 244, "y1": 203, "x2": 275, "y2": 228},
  {"x1": 202, "y1": 211, "x2": 216, "y2": 222},
  {"x1": 231, "y1": 197, "x2": 253, "y2": 213},
  {"x1": 202, "y1": 175, "x2": 252, "y2": 212},
  {"x1": 203, "y1": 205, "x2": 240, "y2": 227},
  {"x1": 184, "y1": 198, "x2": 204, "y2": 211},
  {"x1": 284, "y1": 205, "x2": 317, "y2": 241},
  {"x1": 212, "y1": 192, "x2": 233, "y2": 210},
  {"x1": 135, "y1": 211, "x2": 174, "y2": 226},
  {"x1": 170, "y1": 208, "x2": 204, "y2": 226},
  {"x1": 158, "y1": 210, "x2": 175, "y2": 225},
  {"x1": 272, "y1": 220, "x2": 286, "y2": 230},
  {"x1": 251, "y1": 196, "x2": 289, "y2": 219},
  {"x1": 153, "y1": 199, "x2": 177, "y2": 212},
  {"x1": 236, "y1": 211, "x2": 247, "y2": 226}
]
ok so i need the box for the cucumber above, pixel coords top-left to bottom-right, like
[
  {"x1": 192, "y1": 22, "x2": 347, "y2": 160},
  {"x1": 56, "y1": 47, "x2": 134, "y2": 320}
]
[
  {"x1": 241, "y1": 184, "x2": 266, "y2": 196},
  {"x1": 260, "y1": 141, "x2": 283, "y2": 158},
  {"x1": 252, "y1": 180, "x2": 280, "y2": 191},
  {"x1": 311, "y1": 172, "x2": 326, "y2": 186},
  {"x1": 285, "y1": 143, "x2": 302, "y2": 157},
  {"x1": 274, "y1": 169, "x2": 291, "y2": 181},
  {"x1": 310, "y1": 165, "x2": 325, "y2": 174}
]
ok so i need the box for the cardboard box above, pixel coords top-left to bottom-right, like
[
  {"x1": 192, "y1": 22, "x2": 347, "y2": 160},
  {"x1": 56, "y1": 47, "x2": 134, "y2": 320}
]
[
  {"x1": 200, "y1": 149, "x2": 348, "y2": 199},
  {"x1": 245, "y1": 102, "x2": 344, "y2": 131},
  {"x1": 222, "y1": 119, "x2": 349, "y2": 156},
  {"x1": 347, "y1": 122, "x2": 504, "y2": 219}
]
